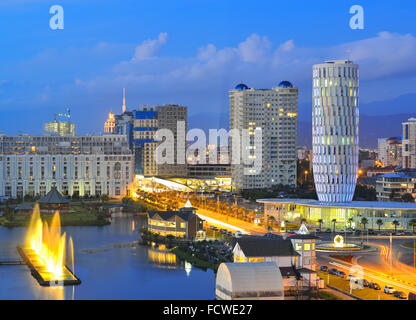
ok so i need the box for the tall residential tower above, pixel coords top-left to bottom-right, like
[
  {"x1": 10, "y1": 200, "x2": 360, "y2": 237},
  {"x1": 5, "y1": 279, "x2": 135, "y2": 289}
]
[
  {"x1": 312, "y1": 60, "x2": 359, "y2": 203},
  {"x1": 229, "y1": 81, "x2": 298, "y2": 190}
]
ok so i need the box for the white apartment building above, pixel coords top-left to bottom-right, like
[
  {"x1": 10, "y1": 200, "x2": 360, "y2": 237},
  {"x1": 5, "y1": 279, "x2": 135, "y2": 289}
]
[
  {"x1": 0, "y1": 134, "x2": 133, "y2": 198},
  {"x1": 403, "y1": 118, "x2": 416, "y2": 169},
  {"x1": 229, "y1": 82, "x2": 298, "y2": 190},
  {"x1": 378, "y1": 137, "x2": 402, "y2": 167}
]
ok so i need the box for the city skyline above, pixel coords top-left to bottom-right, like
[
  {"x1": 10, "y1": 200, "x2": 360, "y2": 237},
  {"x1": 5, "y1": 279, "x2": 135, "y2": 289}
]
[{"x1": 0, "y1": 0, "x2": 415, "y2": 140}]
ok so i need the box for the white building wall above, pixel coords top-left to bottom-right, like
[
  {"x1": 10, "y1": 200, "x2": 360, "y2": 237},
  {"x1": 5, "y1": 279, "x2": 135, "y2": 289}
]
[
  {"x1": 229, "y1": 83, "x2": 298, "y2": 190},
  {"x1": 312, "y1": 61, "x2": 359, "y2": 203}
]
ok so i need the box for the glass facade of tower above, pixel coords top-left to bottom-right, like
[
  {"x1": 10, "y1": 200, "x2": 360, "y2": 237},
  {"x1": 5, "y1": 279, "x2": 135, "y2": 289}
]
[{"x1": 312, "y1": 61, "x2": 359, "y2": 203}]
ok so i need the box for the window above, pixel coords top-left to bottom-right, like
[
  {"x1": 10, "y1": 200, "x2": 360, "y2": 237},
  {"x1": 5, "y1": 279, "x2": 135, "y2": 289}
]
[
  {"x1": 295, "y1": 243, "x2": 302, "y2": 250},
  {"x1": 304, "y1": 243, "x2": 311, "y2": 251}
]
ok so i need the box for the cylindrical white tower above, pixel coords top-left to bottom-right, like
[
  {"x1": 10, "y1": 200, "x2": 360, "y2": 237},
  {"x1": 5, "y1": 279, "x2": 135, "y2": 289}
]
[{"x1": 312, "y1": 60, "x2": 359, "y2": 203}]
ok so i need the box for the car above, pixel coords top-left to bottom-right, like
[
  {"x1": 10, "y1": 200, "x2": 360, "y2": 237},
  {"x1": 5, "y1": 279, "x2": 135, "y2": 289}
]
[
  {"x1": 320, "y1": 265, "x2": 328, "y2": 272},
  {"x1": 396, "y1": 232, "x2": 405, "y2": 236},
  {"x1": 336, "y1": 270, "x2": 347, "y2": 279},
  {"x1": 210, "y1": 226, "x2": 218, "y2": 230},
  {"x1": 384, "y1": 285, "x2": 396, "y2": 294},
  {"x1": 368, "y1": 282, "x2": 381, "y2": 290},
  {"x1": 393, "y1": 291, "x2": 407, "y2": 299},
  {"x1": 220, "y1": 229, "x2": 227, "y2": 234},
  {"x1": 408, "y1": 292, "x2": 416, "y2": 300},
  {"x1": 234, "y1": 231, "x2": 242, "y2": 238},
  {"x1": 362, "y1": 279, "x2": 369, "y2": 287},
  {"x1": 325, "y1": 228, "x2": 332, "y2": 233},
  {"x1": 328, "y1": 268, "x2": 338, "y2": 275}
]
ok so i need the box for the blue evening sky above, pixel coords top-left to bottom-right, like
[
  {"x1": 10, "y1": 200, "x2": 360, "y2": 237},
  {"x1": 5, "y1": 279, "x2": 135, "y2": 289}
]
[{"x1": 0, "y1": 0, "x2": 415, "y2": 134}]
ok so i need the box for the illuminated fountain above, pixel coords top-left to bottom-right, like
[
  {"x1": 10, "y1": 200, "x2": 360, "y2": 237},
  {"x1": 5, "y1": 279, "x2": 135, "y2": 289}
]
[
  {"x1": 316, "y1": 234, "x2": 362, "y2": 252},
  {"x1": 17, "y1": 204, "x2": 81, "y2": 286}
]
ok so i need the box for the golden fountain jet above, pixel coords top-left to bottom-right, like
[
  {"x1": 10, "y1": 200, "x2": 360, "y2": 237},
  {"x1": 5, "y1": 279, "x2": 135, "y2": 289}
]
[{"x1": 17, "y1": 203, "x2": 81, "y2": 286}]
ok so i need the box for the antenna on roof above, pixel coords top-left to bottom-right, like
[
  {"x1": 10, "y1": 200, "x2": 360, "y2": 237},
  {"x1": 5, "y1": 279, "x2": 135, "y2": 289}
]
[{"x1": 347, "y1": 49, "x2": 351, "y2": 62}]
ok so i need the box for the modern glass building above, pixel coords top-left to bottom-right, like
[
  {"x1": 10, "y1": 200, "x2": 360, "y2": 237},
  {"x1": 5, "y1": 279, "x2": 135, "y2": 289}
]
[
  {"x1": 312, "y1": 60, "x2": 359, "y2": 203},
  {"x1": 258, "y1": 198, "x2": 416, "y2": 231}
]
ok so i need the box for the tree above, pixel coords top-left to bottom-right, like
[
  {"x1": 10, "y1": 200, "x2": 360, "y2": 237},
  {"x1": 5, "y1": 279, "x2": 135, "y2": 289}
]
[
  {"x1": 360, "y1": 217, "x2": 369, "y2": 231},
  {"x1": 347, "y1": 217, "x2": 354, "y2": 229},
  {"x1": 317, "y1": 219, "x2": 323, "y2": 230},
  {"x1": 410, "y1": 219, "x2": 416, "y2": 233},
  {"x1": 376, "y1": 219, "x2": 384, "y2": 232},
  {"x1": 331, "y1": 219, "x2": 337, "y2": 233},
  {"x1": 301, "y1": 218, "x2": 307, "y2": 224},
  {"x1": 401, "y1": 193, "x2": 414, "y2": 203},
  {"x1": 284, "y1": 220, "x2": 289, "y2": 233},
  {"x1": 392, "y1": 220, "x2": 400, "y2": 233}
]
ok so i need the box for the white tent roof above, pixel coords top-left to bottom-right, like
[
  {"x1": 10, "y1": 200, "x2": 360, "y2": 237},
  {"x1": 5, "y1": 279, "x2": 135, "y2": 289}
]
[
  {"x1": 296, "y1": 223, "x2": 310, "y2": 235},
  {"x1": 184, "y1": 199, "x2": 193, "y2": 208},
  {"x1": 216, "y1": 262, "x2": 284, "y2": 294}
]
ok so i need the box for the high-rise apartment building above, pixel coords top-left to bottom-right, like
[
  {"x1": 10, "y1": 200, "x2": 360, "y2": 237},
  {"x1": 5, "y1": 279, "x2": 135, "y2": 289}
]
[
  {"x1": 156, "y1": 105, "x2": 188, "y2": 177},
  {"x1": 378, "y1": 137, "x2": 402, "y2": 167},
  {"x1": 44, "y1": 109, "x2": 75, "y2": 137},
  {"x1": 133, "y1": 106, "x2": 159, "y2": 176},
  {"x1": 0, "y1": 134, "x2": 133, "y2": 198},
  {"x1": 312, "y1": 60, "x2": 359, "y2": 203},
  {"x1": 402, "y1": 118, "x2": 416, "y2": 169},
  {"x1": 229, "y1": 81, "x2": 298, "y2": 190}
]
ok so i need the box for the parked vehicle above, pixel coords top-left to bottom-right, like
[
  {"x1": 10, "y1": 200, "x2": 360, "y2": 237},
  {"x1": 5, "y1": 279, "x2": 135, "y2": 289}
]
[
  {"x1": 320, "y1": 265, "x2": 328, "y2": 272},
  {"x1": 234, "y1": 231, "x2": 242, "y2": 238},
  {"x1": 328, "y1": 268, "x2": 338, "y2": 275},
  {"x1": 368, "y1": 282, "x2": 381, "y2": 290},
  {"x1": 384, "y1": 285, "x2": 396, "y2": 294},
  {"x1": 325, "y1": 228, "x2": 332, "y2": 233},
  {"x1": 336, "y1": 270, "x2": 347, "y2": 279},
  {"x1": 220, "y1": 229, "x2": 227, "y2": 234},
  {"x1": 210, "y1": 226, "x2": 218, "y2": 231},
  {"x1": 393, "y1": 291, "x2": 407, "y2": 299},
  {"x1": 362, "y1": 279, "x2": 369, "y2": 287}
]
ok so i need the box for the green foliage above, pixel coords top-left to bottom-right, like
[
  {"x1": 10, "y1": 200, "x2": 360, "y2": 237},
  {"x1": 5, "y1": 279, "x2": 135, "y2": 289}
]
[{"x1": 353, "y1": 184, "x2": 377, "y2": 201}]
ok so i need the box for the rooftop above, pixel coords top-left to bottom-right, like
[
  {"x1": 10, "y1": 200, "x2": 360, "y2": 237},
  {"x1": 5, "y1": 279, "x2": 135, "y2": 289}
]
[
  {"x1": 233, "y1": 236, "x2": 299, "y2": 257},
  {"x1": 148, "y1": 210, "x2": 196, "y2": 222},
  {"x1": 38, "y1": 187, "x2": 70, "y2": 204},
  {"x1": 257, "y1": 198, "x2": 416, "y2": 211}
]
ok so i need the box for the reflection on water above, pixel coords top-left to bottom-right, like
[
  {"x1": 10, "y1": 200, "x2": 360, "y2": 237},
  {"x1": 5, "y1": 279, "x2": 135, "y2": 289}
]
[
  {"x1": 0, "y1": 212, "x2": 215, "y2": 300},
  {"x1": 147, "y1": 244, "x2": 178, "y2": 269}
]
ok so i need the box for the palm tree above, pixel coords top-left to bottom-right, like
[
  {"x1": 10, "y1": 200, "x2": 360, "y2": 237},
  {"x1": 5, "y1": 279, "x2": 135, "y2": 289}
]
[
  {"x1": 331, "y1": 218, "x2": 337, "y2": 233},
  {"x1": 409, "y1": 219, "x2": 416, "y2": 233},
  {"x1": 317, "y1": 219, "x2": 323, "y2": 230},
  {"x1": 392, "y1": 220, "x2": 400, "y2": 233},
  {"x1": 269, "y1": 216, "x2": 276, "y2": 230},
  {"x1": 347, "y1": 217, "x2": 354, "y2": 229},
  {"x1": 284, "y1": 220, "x2": 289, "y2": 233},
  {"x1": 361, "y1": 217, "x2": 369, "y2": 231},
  {"x1": 301, "y1": 218, "x2": 307, "y2": 224},
  {"x1": 376, "y1": 219, "x2": 384, "y2": 232}
]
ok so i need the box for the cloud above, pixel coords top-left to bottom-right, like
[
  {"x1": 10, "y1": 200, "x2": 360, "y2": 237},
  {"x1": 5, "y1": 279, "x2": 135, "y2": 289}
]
[
  {"x1": 131, "y1": 32, "x2": 169, "y2": 61},
  {"x1": 2, "y1": 31, "x2": 416, "y2": 134}
]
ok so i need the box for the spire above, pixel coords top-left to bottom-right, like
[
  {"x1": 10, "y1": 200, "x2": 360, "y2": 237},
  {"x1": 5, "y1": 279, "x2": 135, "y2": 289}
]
[{"x1": 122, "y1": 88, "x2": 127, "y2": 113}]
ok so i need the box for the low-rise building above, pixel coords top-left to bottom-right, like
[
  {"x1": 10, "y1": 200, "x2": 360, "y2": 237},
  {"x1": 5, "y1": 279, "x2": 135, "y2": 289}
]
[
  {"x1": 232, "y1": 233, "x2": 318, "y2": 294},
  {"x1": 376, "y1": 171, "x2": 416, "y2": 202},
  {"x1": 147, "y1": 208, "x2": 204, "y2": 239}
]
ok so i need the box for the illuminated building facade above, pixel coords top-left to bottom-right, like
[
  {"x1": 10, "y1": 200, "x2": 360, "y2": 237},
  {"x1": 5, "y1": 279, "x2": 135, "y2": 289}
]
[
  {"x1": 229, "y1": 82, "x2": 298, "y2": 190},
  {"x1": 0, "y1": 134, "x2": 133, "y2": 198},
  {"x1": 402, "y1": 118, "x2": 416, "y2": 169},
  {"x1": 147, "y1": 209, "x2": 204, "y2": 239},
  {"x1": 258, "y1": 198, "x2": 416, "y2": 231},
  {"x1": 44, "y1": 109, "x2": 75, "y2": 137},
  {"x1": 312, "y1": 60, "x2": 359, "y2": 203},
  {"x1": 376, "y1": 171, "x2": 416, "y2": 201},
  {"x1": 378, "y1": 137, "x2": 402, "y2": 167},
  {"x1": 104, "y1": 111, "x2": 116, "y2": 133}
]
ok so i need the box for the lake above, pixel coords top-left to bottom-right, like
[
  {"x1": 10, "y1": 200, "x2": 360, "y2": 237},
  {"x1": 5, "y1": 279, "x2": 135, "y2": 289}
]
[{"x1": 0, "y1": 213, "x2": 215, "y2": 300}]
